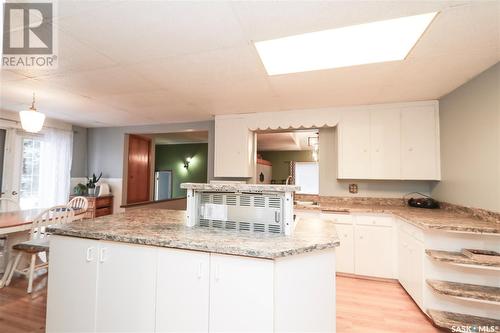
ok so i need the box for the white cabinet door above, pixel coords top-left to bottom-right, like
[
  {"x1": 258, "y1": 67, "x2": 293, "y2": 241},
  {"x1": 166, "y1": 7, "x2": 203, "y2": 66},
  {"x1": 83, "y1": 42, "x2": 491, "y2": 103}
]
[
  {"x1": 370, "y1": 109, "x2": 400, "y2": 179},
  {"x1": 95, "y1": 242, "x2": 157, "y2": 333},
  {"x1": 156, "y1": 248, "x2": 210, "y2": 332},
  {"x1": 214, "y1": 116, "x2": 255, "y2": 178},
  {"x1": 46, "y1": 236, "x2": 99, "y2": 333},
  {"x1": 354, "y1": 225, "x2": 394, "y2": 278},
  {"x1": 398, "y1": 229, "x2": 411, "y2": 291},
  {"x1": 401, "y1": 106, "x2": 440, "y2": 180},
  {"x1": 209, "y1": 254, "x2": 273, "y2": 332},
  {"x1": 333, "y1": 223, "x2": 354, "y2": 273},
  {"x1": 338, "y1": 109, "x2": 370, "y2": 179}
]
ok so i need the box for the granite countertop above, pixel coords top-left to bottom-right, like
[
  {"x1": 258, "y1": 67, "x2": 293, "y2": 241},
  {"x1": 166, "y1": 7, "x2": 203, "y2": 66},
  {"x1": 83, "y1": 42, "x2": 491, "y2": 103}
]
[
  {"x1": 180, "y1": 182, "x2": 300, "y2": 193},
  {"x1": 296, "y1": 204, "x2": 500, "y2": 234},
  {"x1": 47, "y1": 209, "x2": 339, "y2": 259}
]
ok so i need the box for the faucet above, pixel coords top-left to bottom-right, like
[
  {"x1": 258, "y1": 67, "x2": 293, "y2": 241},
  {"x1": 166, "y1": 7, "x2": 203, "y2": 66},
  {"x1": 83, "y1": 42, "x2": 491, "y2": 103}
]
[{"x1": 285, "y1": 176, "x2": 293, "y2": 185}]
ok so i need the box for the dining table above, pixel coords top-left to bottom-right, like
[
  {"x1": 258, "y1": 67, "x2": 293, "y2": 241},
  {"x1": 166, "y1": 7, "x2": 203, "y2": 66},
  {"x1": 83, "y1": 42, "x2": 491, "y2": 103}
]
[{"x1": 0, "y1": 208, "x2": 45, "y2": 286}]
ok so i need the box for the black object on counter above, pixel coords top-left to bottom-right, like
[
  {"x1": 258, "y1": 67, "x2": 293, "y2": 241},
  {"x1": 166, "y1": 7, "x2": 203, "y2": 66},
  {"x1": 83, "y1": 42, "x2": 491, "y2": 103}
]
[{"x1": 405, "y1": 192, "x2": 440, "y2": 209}]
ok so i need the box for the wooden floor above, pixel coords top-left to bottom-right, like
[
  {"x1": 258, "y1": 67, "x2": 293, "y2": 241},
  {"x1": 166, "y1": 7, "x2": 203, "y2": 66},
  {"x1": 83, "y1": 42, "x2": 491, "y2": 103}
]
[{"x1": 0, "y1": 272, "x2": 443, "y2": 332}]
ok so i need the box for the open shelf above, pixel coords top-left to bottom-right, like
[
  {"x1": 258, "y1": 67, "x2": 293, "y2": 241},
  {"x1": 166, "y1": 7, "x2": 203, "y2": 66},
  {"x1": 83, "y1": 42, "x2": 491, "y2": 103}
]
[
  {"x1": 426, "y1": 249, "x2": 500, "y2": 271},
  {"x1": 427, "y1": 279, "x2": 500, "y2": 305}
]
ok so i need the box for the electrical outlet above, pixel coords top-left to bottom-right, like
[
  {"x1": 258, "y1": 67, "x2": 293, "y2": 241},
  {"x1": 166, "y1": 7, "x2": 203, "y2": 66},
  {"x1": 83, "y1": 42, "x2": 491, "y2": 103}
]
[{"x1": 349, "y1": 184, "x2": 358, "y2": 194}]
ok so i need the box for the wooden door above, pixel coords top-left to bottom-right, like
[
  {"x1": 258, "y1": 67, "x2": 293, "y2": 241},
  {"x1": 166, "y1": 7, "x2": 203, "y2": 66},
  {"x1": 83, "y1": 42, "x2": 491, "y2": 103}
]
[
  {"x1": 46, "y1": 236, "x2": 99, "y2": 333},
  {"x1": 156, "y1": 248, "x2": 210, "y2": 332},
  {"x1": 127, "y1": 134, "x2": 151, "y2": 204}
]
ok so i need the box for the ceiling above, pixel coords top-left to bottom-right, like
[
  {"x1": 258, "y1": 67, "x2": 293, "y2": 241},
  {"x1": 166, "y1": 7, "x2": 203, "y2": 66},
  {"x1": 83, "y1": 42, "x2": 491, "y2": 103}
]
[
  {"x1": 151, "y1": 131, "x2": 208, "y2": 145},
  {"x1": 1, "y1": 1, "x2": 499, "y2": 127},
  {"x1": 257, "y1": 130, "x2": 318, "y2": 151}
]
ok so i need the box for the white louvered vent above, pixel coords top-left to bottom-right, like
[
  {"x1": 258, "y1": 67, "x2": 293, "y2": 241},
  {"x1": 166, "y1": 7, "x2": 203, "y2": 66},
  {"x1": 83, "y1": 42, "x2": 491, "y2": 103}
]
[
  {"x1": 213, "y1": 194, "x2": 223, "y2": 204},
  {"x1": 254, "y1": 196, "x2": 265, "y2": 208},
  {"x1": 268, "y1": 224, "x2": 281, "y2": 234},
  {"x1": 212, "y1": 220, "x2": 224, "y2": 228},
  {"x1": 196, "y1": 193, "x2": 284, "y2": 234},
  {"x1": 226, "y1": 195, "x2": 237, "y2": 206},
  {"x1": 225, "y1": 221, "x2": 236, "y2": 230},
  {"x1": 240, "y1": 195, "x2": 251, "y2": 206},
  {"x1": 269, "y1": 197, "x2": 281, "y2": 208},
  {"x1": 239, "y1": 222, "x2": 251, "y2": 231}
]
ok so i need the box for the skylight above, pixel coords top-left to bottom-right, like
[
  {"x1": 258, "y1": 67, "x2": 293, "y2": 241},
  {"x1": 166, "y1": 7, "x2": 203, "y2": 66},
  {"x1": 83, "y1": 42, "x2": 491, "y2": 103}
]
[{"x1": 254, "y1": 12, "x2": 437, "y2": 75}]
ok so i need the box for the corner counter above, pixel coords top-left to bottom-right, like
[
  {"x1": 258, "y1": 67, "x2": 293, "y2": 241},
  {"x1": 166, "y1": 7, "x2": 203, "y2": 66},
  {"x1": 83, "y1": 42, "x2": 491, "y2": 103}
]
[{"x1": 46, "y1": 209, "x2": 339, "y2": 333}]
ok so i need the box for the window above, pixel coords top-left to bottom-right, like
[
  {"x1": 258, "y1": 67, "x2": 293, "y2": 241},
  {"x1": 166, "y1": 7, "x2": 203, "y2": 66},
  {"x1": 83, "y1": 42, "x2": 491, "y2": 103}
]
[
  {"x1": 20, "y1": 138, "x2": 42, "y2": 209},
  {"x1": 295, "y1": 162, "x2": 319, "y2": 194}
]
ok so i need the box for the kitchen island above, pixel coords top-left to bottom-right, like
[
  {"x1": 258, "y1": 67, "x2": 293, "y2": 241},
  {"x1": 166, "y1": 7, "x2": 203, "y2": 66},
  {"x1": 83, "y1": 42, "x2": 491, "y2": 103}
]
[{"x1": 45, "y1": 209, "x2": 340, "y2": 333}]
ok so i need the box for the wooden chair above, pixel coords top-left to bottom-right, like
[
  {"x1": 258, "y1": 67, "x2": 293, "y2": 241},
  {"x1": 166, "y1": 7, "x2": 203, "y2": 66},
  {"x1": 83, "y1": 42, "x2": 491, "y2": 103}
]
[
  {"x1": 67, "y1": 196, "x2": 89, "y2": 221},
  {"x1": 4, "y1": 206, "x2": 74, "y2": 293},
  {"x1": 0, "y1": 198, "x2": 20, "y2": 212}
]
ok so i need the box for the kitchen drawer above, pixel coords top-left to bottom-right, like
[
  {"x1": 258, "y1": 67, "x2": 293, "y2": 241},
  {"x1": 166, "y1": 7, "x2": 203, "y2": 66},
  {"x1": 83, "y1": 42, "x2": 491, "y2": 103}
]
[
  {"x1": 355, "y1": 215, "x2": 393, "y2": 227},
  {"x1": 96, "y1": 197, "x2": 113, "y2": 208},
  {"x1": 398, "y1": 219, "x2": 424, "y2": 242},
  {"x1": 320, "y1": 212, "x2": 352, "y2": 225},
  {"x1": 95, "y1": 207, "x2": 112, "y2": 217}
]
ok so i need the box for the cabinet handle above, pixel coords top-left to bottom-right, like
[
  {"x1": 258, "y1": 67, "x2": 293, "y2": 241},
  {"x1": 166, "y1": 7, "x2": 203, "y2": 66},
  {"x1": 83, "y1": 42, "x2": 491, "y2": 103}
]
[
  {"x1": 343, "y1": 234, "x2": 348, "y2": 238},
  {"x1": 99, "y1": 248, "x2": 107, "y2": 263},
  {"x1": 359, "y1": 236, "x2": 364, "y2": 240},
  {"x1": 86, "y1": 247, "x2": 94, "y2": 262},
  {"x1": 197, "y1": 262, "x2": 203, "y2": 279}
]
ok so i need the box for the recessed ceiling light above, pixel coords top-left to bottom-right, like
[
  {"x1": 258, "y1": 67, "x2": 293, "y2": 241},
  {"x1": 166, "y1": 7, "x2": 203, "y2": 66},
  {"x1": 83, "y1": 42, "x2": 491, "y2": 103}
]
[{"x1": 254, "y1": 12, "x2": 438, "y2": 75}]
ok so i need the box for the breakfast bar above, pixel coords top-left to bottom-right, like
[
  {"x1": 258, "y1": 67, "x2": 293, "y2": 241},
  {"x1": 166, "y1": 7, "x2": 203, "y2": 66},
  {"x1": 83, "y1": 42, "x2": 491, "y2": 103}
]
[{"x1": 45, "y1": 207, "x2": 339, "y2": 333}]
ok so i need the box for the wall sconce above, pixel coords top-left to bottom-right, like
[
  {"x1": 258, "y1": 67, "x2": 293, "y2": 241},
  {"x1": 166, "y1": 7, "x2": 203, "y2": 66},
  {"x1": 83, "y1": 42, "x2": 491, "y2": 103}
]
[{"x1": 184, "y1": 157, "x2": 192, "y2": 169}]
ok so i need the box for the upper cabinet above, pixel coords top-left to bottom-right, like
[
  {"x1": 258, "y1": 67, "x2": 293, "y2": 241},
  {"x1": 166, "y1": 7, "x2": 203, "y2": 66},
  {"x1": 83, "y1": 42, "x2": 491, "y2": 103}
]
[
  {"x1": 214, "y1": 116, "x2": 255, "y2": 178},
  {"x1": 338, "y1": 109, "x2": 371, "y2": 179},
  {"x1": 400, "y1": 106, "x2": 440, "y2": 180},
  {"x1": 338, "y1": 102, "x2": 440, "y2": 180}
]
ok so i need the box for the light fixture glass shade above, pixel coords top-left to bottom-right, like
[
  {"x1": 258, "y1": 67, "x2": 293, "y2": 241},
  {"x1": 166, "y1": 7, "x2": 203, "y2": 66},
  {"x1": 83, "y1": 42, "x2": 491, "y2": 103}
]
[{"x1": 19, "y1": 110, "x2": 46, "y2": 133}]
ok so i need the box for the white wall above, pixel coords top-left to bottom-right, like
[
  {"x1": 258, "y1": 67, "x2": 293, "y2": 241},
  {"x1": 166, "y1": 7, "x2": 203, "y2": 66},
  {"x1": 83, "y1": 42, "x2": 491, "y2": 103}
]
[
  {"x1": 431, "y1": 62, "x2": 500, "y2": 212},
  {"x1": 319, "y1": 127, "x2": 432, "y2": 198}
]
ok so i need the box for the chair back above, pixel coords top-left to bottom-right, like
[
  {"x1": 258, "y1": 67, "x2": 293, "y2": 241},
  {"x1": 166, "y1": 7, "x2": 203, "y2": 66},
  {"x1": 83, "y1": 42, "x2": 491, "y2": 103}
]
[
  {"x1": 30, "y1": 205, "x2": 74, "y2": 240},
  {"x1": 67, "y1": 196, "x2": 89, "y2": 221},
  {"x1": 0, "y1": 198, "x2": 20, "y2": 212}
]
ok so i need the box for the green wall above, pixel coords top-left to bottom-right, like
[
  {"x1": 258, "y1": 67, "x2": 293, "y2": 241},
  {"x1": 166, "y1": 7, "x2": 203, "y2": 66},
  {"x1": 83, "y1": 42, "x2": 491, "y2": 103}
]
[
  {"x1": 259, "y1": 150, "x2": 314, "y2": 182},
  {"x1": 155, "y1": 143, "x2": 208, "y2": 198}
]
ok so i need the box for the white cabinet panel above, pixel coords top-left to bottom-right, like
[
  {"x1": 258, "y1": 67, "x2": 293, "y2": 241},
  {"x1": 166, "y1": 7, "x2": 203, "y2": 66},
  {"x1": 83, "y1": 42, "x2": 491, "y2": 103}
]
[
  {"x1": 209, "y1": 254, "x2": 274, "y2": 332},
  {"x1": 370, "y1": 108, "x2": 400, "y2": 179},
  {"x1": 214, "y1": 116, "x2": 255, "y2": 178},
  {"x1": 334, "y1": 224, "x2": 354, "y2": 274},
  {"x1": 354, "y1": 225, "x2": 394, "y2": 278},
  {"x1": 96, "y1": 242, "x2": 157, "y2": 333},
  {"x1": 401, "y1": 106, "x2": 440, "y2": 180},
  {"x1": 46, "y1": 236, "x2": 99, "y2": 333},
  {"x1": 156, "y1": 249, "x2": 209, "y2": 332},
  {"x1": 398, "y1": 224, "x2": 424, "y2": 309},
  {"x1": 338, "y1": 109, "x2": 370, "y2": 179}
]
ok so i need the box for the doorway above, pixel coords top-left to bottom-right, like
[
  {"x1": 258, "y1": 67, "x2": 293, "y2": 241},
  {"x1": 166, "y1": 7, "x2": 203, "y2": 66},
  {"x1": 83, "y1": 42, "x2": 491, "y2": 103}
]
[{"x1": 255, "y1": 129, "x2": 319, "y2": 196}]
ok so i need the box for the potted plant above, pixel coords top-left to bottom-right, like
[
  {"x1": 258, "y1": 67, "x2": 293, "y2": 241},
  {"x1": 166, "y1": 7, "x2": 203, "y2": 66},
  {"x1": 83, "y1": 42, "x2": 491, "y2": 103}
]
[{"x1": 86, "y1": 172, "x2": 102, "y2": 196}]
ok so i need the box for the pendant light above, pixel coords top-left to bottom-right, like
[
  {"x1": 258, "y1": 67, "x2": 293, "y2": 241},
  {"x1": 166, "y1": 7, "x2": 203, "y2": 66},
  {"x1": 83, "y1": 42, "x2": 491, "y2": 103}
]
[{"x1": 19, "y1": 93, "x2": 45, "y2": 133}]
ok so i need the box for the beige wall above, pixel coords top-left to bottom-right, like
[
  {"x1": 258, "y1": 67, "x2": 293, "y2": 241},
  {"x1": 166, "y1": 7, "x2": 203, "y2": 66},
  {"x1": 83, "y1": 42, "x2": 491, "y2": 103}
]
[
  {"x1": 431, "y1": 62, "x2": 500, "y2": 212},
  {"x1": 319, "y1": 127, "x2": 432, "y2": 198}
]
